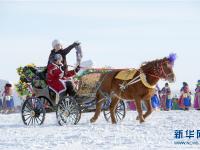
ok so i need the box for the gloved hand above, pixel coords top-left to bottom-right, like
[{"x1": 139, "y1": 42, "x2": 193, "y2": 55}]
[
  {"x1": 75, "y1": 65, "x2": 81, "y2": 73},
  {"x1": 73, "y1": 41, "x2": 81, "y2": 47}
]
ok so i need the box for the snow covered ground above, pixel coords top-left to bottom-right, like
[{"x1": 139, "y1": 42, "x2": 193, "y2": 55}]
[{"x1": 0, "y1": 110, "x2": 200, "y2": 150}]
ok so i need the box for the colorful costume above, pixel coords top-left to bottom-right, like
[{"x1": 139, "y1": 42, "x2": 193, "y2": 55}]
[
  {"x1": 4, "y1": 95, "x2": 14, "y2": 109},
  {"x1": 160, "y1": 86, "x2": 172, "y2": 110},
  {"x1": 0, "y1": 97, "x2": 2, "y2": 109},
  {"x1": 151, "y1": 86, "x2": 160, "y2": 109},
  {"x1": 194, "y1": 86, "x2": 200, "y2": 110},
  {"x1": 47, "y1": 63, "x2": 76, "y2": 95},
  {"x1": 151, "y1": 94, "x2": 160, "y2": 109},
  {"x1": 129, "y1": 101, "x2": 136, "y2": 111},
  {"x1": 47, "y1": 63, "x2": 66, "y2": 94},
  {"x1": 2, "y1": 84, "x2": 14, "y2": 112},
  {"x1": 172, "y1": 96, "x2": 179, "y2": 110},
  {"x1": 179, "y1": 85, "x2": 191, "y2": 110}
]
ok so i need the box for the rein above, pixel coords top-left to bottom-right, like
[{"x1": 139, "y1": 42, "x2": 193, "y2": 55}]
[
  {"x1": 68, "y1": 59, "x2": 173, "y2": 91},
  {"x1": 67, "y1": 65, "x2": 134, "y2": 71}
]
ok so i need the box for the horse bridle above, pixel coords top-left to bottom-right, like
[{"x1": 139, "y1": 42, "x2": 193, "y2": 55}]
[{"x1": 147, "y1": 60, "x2": 173, "y2": 80}]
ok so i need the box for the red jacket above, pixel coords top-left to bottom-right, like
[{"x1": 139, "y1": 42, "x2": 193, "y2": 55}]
[{"x1": 47, "y1": 63, "x2": 76, "y2": 94}]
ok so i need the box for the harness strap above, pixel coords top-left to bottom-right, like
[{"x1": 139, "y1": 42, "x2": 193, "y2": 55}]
[
  {"x1": 119, "y1": 72, "x2": 156, "y2": 90},
  {"x1": 119, "y1": 75, "x2": 140, "y2": 90},
  {"x1": 140, "y1": 73, "x2": 156, "y2": 89}
]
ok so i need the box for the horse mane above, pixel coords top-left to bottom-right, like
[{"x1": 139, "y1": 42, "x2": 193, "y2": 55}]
[{"x1": 140, "y1": 57, "x2": 167, "y2": 72}]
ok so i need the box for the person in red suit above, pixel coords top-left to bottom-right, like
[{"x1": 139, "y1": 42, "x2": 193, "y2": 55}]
[{"x1": 47, "y1": 54, "x2": 79, "y2": 96}]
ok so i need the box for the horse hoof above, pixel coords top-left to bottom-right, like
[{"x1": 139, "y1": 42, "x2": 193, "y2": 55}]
[
  {"x1": 139, "y1": 119, "x2": 145, "y2": 124},
  {"x1": 90, "y1": 118, "x2": 96, "y2": 123}
]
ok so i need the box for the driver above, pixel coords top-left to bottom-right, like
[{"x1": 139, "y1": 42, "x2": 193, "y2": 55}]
[
  {"x1": 47, "y1": 54, "x2": 79, "y2": 96},
  {"x1": 48, "y1": 39, "x2": 80, "y2": 74}
]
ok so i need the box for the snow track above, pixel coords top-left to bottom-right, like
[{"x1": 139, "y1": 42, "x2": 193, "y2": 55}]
[{"x1": 0, "y1": 111, "x2": 200, "y2": 150}]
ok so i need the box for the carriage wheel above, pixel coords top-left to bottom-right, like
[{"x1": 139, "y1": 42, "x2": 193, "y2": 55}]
[
  {"x1": 38, "y1": 96, "x2": 55, "y2": 112},
  {"x1": 56, "y1": 96, "x2": 81, "y2": 126},
  {"x1": 103, "y1": 100, "x2": 126, "y2": 122},
  {"x1": 21, "y1": 97, "x2": 46, "y2": 126}
]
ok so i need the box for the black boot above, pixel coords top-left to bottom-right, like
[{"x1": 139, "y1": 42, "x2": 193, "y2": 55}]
[{"x1": 66, "y1": 81, "x2": 76, "y2": 97}]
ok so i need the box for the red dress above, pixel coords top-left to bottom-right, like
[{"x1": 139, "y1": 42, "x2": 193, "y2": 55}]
[
  {"x1": 178, "y1": 86, "x2": 191, "y2": 109},
  {"x1": 47, "y1": 63, "x2": 65, "y2": 94},
  {"x1": 47, "y1": 63, "x2": 76, "y2": 94}
]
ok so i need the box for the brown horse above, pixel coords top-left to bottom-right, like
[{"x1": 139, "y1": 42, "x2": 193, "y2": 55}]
[{"x1": 90, "y1": 55, "x2": 176, "y2": 124}]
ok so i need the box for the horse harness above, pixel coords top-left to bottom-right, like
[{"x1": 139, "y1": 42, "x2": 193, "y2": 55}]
[
  {"x1": 119, "y1": 60, "x2": 173, "y2": 91},
  {"x1": 119, "y1": 70, "x2": 155, "y2": 91}
]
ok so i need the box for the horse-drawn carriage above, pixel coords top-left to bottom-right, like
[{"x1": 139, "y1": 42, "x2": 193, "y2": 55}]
[
  {"x1": 19, "y1": 66, "x2": 126, "y2": 126},
  {"x1": 17, "y1": 53, "x2": 176, "y2": 125}
]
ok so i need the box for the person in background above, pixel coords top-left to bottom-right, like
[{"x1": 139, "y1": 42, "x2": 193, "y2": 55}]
[
  {"x1": 128, "y1": 101, "x2": 136, "y2": 111},
  {"x1": 48, "y1": 39, "x2": 80, "y2": 74},
  {"x1": 0, "y1": 90, "x2": 3, "y2": 112},
  {"x1": 194, "y1": 80, "x2": 200, "y2": 110},
  {"x1": 160, "y1": 83, "x2": 172, "y2": 111},
  {"x1": 179, "y1": 82, "x2": 192, "y2": 110},
  {"x1": 172, "y1": 94, "x2": 179, "y2": 110},
  {"x1": 2, "y1": 83, "x2": 15, "y2": 114},
  {"x1": 151, "y1": 85, "x2": 160, "y2": 110}
]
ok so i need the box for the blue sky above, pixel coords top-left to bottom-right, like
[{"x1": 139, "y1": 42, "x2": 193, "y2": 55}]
[{"x1": 0, "y1": 0, "x2": 200, "y2": 91}]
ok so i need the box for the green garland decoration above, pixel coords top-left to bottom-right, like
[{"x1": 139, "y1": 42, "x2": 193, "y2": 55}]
[{"x1": 15, "y1": 64, "x2": 47, "y2": 97}]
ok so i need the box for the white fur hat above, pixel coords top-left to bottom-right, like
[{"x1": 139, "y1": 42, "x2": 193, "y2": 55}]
[{"x1": 52, "y1": 39, "x2": 61, "y2": 48}]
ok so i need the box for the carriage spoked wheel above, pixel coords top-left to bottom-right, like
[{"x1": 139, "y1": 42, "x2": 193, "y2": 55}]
[
  {"x1": 56, "y1": 96, "x2": 81, "y2": 126},
  {"x1": 103, "y1": 100, "x2": 126, "y2": 122},
  {"x1": 21, "y1": 97, "x2": 46, "y2": 126}
]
